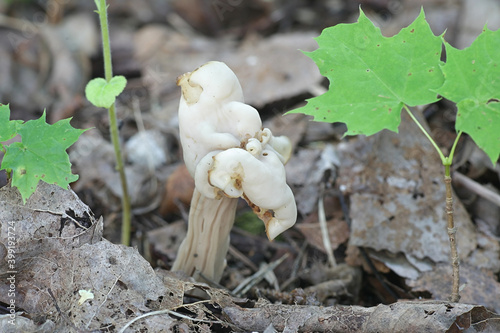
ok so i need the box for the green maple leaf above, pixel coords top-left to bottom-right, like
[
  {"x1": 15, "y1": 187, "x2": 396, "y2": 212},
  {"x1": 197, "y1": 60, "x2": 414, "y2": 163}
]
[
  {"x1": 1, "y1": 111, "x2": 88, "y2": 203},
  {"x1": 435, "y1": 26, "x2": 500, "y2": 165},
  {"x1": 289, "y1": 8, "x2": 444, "y2": 136},
  {"x1": 0, "y1": 104, "x2": 22, "y2": 142}
]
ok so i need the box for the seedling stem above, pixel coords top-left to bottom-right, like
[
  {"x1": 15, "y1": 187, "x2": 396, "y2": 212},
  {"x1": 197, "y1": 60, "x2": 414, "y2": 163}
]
[
  {"x1": 96, "y1": 0, "x2": 132, "y2": 245},
  {"x1": 404, "y1": 105, "x2": 462, "y2": 302}
]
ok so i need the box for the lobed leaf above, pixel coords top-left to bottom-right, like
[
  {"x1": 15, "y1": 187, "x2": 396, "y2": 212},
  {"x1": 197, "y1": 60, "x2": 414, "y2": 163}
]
[
  {"x1": 289, "y1": 8, "x2": 444, "y2": 136},
  {"x1": 85, "y1": 75, "x2": 127, "y2": 109},
  {"x1": 1, "y1": 111, "x2": 88, "y2": 203},
  {"x1": 0, "y1": 104, "x2": 22, "y2": 142},
  {"x1": 436, "y1": 27, "x2": 500, "y2": 165}
]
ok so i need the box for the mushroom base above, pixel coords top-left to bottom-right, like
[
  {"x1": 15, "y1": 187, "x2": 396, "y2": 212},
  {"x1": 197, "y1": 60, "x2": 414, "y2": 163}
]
[{"x1": 171, "y1": 188, "x2": 238, "y2": 284}]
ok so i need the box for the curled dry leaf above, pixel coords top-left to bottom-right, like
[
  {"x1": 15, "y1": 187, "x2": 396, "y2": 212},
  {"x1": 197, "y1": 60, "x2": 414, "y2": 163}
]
[
  {"x1": 159, "y1": 163, "x2": 195, "y2": 216},
  {"x1": 295, "y1": 219, "x2": 350, "y2": 253}
]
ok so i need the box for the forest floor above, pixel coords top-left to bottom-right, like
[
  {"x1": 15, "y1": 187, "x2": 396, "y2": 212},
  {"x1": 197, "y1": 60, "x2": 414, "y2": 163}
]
[{"x1": 1, "y1": 0, "x2": 500, "y2": 332}]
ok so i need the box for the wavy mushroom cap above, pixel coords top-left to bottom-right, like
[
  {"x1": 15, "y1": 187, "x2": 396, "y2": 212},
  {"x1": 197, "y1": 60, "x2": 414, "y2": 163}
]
[{"x1": 179, "y1": 61, "x2": 244, "y2": 105}]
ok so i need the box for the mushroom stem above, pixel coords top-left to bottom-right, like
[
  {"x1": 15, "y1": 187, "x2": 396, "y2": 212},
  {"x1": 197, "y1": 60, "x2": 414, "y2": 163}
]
[{"x1": 171, "y1": 188, "x2": 238, "y2": 284}]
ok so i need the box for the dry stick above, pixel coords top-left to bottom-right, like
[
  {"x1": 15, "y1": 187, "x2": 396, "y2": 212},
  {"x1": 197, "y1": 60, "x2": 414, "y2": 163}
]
[
  {"x1": 453, "y1": 171, "x2": 500, "y2": 207},
  {"x1": 117, "y1": 300, "x2": 229, "y2": 333},
  {"x1": 232, "y1": 253, "x2": 289, "y2": 297},
  {"x1": 281, "y1": 240, "x2": 308, "y2": 290},
  {"x1": 228, "y1": 245, "x2": 259, "y2": 272},
  {"x1": 318, "y1": 183, "x2": 337, "y2": 268}
]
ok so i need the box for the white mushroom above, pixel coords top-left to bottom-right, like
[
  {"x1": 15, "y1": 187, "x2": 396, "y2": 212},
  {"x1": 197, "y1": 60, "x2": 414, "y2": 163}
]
[
  {"x1": 176, "y1": 61, "x2": 262, "y2": 176},
  {"x1": 206, "y1": 140, "x2": 297, "y2": 240},
  {"x1": 172, "y1": 61, "x2": 297, "y2": 284}
]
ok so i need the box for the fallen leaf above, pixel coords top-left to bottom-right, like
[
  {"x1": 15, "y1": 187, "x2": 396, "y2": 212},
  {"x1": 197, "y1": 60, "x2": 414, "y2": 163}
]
[
  {"x1": 159, "y1": 163, "x2": 194, "y2": 216},
  {"x1": 407, "y1": 263, "x2": 500, "y2": 313},
  {"x1": 338, "y1": 111, "x2": 477, "y2": 277},
  {"x1": 296, "y1": 219, "x2": 350, "y2": 253}
]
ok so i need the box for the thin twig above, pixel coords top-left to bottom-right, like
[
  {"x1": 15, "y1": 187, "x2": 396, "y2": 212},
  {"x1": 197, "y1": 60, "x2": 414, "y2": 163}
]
[
  {"x1": 228, "y1": 245, "x2": 259, "y2": 272},
  {"x1": 87, "y1": 275, "x2": 120, "y2": 328},
  {"x1": 281, "y1": 241, "x2": 308, "y2": 290},
  {"x1": 232, "y1": 254, "x2": 289, "y2": 297},
  {"x1": 453, "y1": 171, "x2": 500, "y2": 207},
  {"x1": 117, "y1": 309, "x2": 222, "y2": 333},
  {"x1": 318, "y1": 183, "x2": 337, "y2": 268}
]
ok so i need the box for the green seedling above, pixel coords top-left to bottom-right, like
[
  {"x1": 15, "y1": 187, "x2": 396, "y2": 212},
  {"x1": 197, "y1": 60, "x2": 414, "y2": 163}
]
[
  {"x1": 290, "y1": 8, "x2": 500, "y2": 302},
  {"x1": 85, "y1": 0, "x2": 131, "y2": 246},
  {"x1": 0, "y1": 104, "x2": 87, "y2": 203},
  {"x1": 86, "y1": 76, "x2": 127, "y2": 109}
]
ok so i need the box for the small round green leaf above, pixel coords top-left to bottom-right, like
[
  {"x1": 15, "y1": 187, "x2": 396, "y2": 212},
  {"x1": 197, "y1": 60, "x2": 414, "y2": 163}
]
[{"x1": 85, "y1": 76, "x2": 127, "y2": 108}]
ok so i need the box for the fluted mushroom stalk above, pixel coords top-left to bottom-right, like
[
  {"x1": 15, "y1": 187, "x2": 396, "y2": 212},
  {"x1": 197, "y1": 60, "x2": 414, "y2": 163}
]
[{"x1": 171, "y1": 61, "x2": 297, "y2": 284}]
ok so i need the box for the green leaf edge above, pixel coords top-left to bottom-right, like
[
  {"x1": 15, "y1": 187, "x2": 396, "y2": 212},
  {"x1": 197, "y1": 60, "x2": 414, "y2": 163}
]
[
  {"x1": 1, "y1": 109, "x2": 91, "y2": 204},
  {"x1": 434, "y1": 24, "x2": 500, "y2": 165},
  {"x1": 287, "y1": 7, "x2": 444, "y2": 137}
]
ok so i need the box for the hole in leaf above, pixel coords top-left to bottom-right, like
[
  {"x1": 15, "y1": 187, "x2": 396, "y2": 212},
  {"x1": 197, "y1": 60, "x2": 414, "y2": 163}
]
[
  {"x1": 412, "y1": 192, "x2": 425, "y2": 199},
  {"x1": 108, "y1": 256, "x2": 117, "y2": 265}
]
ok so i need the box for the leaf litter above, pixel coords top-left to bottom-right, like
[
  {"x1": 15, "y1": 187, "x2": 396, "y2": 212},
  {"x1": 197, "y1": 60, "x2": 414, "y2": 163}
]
[{"x1": 1, "y1": 0, "x2": 500, "y2": 331}]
